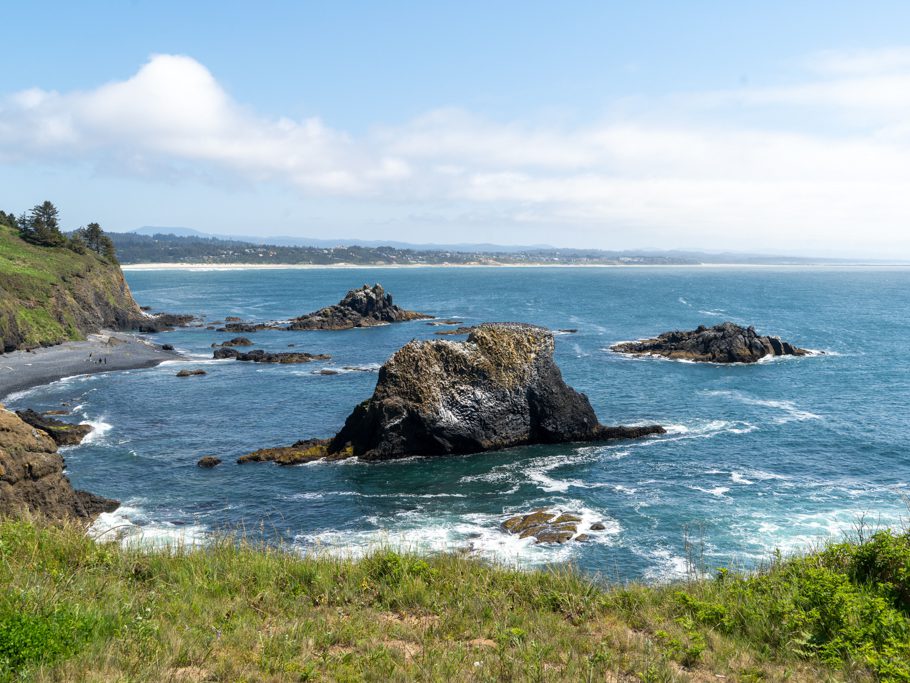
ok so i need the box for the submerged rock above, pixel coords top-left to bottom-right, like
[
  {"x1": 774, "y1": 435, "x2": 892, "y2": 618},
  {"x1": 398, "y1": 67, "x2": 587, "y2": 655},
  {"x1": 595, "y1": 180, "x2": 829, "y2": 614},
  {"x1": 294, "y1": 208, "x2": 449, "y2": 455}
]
[
  {"x1": 433, "y1": 326, "x2": 476, "y2": 336},
  {"x1": 213, "y1": 337, "x2": 254, "y2": 348},
  {"x1": 196, "y1": 456, "x2": 222, "y2": 468},
  {"x1": 501, "y1": 510, "x2": 592, "y2": 544},
  {"x1": 15, "y1": 409, "x2": 93, "y2": 447},
  {"x1": 288, "y1": 284, "x2": 431, "y2": 330},
  {"x1": 213, "y1": 348, "x2": 331, "y2": 363},
  {"x1": 237, "y1": 439, "x2": 350, "y2": 466},
  {"x1": 0, "y1": 405, "x2": 117, "y2": 520},
  {"x1": 611, "y1": 322, "x2": 810, "y2": 363},
  {"x1": 176, "y1": 368, "x2": 207, "y2": 377},
  {"x1": 240, "y1": 323, "x2": 664, "y2": 464}
]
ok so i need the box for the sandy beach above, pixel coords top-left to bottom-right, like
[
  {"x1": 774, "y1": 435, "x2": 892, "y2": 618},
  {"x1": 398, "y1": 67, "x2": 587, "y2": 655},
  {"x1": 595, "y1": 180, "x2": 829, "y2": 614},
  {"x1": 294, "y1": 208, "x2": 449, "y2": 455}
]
[{"x1": 0, "y1": 331, "x2": 180, "y2": 400}]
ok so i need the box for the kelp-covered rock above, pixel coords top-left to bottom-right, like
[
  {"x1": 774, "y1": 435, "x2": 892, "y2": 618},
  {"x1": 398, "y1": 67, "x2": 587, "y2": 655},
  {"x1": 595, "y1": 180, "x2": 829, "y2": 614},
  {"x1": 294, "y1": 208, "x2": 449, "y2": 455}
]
[
  {"x1": 611, "y1": 322, "x2": 810, "y2": 363},
  {"x1": 213, "y1": 348, "x2": 331, "y2": 363},
  {"x1": 0, "y1": 405, "x2": 117, "y2": 519},
  {"x1": 15, "y1": 409, "x2": 93, "y2": 446},
  {"x1": 288, "y1": 284, "x2": 431, "y2": 330},
  {"x1": 237, "y1": 439, "x2": 351, "y2": 465},
  {"x1": 327, "y1": 323, "x2": 663, "y2": 460},
  {"x1": 196, "y1": 456, "x2": 222, "y2": 468}
]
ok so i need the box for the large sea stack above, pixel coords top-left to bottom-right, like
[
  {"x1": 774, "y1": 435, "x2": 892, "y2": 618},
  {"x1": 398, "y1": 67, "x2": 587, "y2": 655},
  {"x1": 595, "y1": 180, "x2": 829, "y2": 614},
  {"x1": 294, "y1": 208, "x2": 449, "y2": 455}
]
[
  {"x1": 288, "y1": 284, "x2": 431, "y2": 330},
  {"x1": 239, "y1": 323, "x2": 664, "y2": 464},
  {"x1": 611, "y1": 322, "x2": 809, "y2": 363},
  {"x1": 0, "y1": 405, "x2": 118, "y2": 520}
]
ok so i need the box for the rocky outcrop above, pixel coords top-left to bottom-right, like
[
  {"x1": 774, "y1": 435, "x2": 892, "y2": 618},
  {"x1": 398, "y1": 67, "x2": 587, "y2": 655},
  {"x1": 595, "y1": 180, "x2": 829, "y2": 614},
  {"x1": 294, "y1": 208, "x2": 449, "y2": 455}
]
[
  {"x1": 15, "y1": 409, "x2": 93, "y2": 447},
  {"x1": 502, "y1": 510, "x2": 601, "y2": 544},
  {"x1": 611, "y1": 322, "x2": 810, "y2": 363},
  {"x1": 288, "y1": 284, "x2": 431, "y2": 330},
  {"x1": 240, "y1": 323, "x2": 663, "y2": 464},
  {"x1": 237, "y1": 439, "x2": 349, "y2": 465},
  {"x1": 0, "y1": 405, "x2": 117, "y2": 520},
  {"x1": 213, "y1": 348, "x2": 331, "y2": 363},
  {"x1": 196, "y1": 456, "x2": 222, "y2": 468}
]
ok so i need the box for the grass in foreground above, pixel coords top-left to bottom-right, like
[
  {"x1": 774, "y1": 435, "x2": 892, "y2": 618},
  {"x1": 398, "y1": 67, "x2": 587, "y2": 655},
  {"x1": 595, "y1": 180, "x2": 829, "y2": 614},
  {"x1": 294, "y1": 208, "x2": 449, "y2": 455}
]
[{"x1": 1, "y1": 518, "x2": 908, "y2": 682}]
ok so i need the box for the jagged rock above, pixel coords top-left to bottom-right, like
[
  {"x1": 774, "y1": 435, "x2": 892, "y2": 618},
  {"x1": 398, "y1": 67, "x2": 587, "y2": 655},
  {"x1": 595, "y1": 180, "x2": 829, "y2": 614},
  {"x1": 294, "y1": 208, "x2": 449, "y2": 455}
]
[
  {"x1": 213, "y1": 337, "x2": 254, "y2": 348},
  {"x1": 15, "y1": 409, "x2": 93, "y2": 447},
  {"x1": 0, "y1": 405, "x2": 117, "y2": 520},
  {"x1": 176, "y1": 369, "x2": 207, "y2": 377},
  {"x1": 288, "y1": 284, "x2": 431, "y2": 330},
  {"x1": 161, "y1": 344, "x2": 175, "y2": 351},
  {"x1": 590, "y1": 522, "x2": 607, "y2": 531},
  {"x1": 325, "y1": 323, "x2": 664, "y2": 460},
  {"x1": 611, "y1": 322, "x2": 810, "y2": 363},
  {"x1": 213, "y1": 348, "x2": 331, "y2": 364},
  {"x1": 434, "y1": 326, "x2": 476, "y2": 336},
  {"x1": 196, "y1": 456, "x2": 222, "y2": 468},
  {"x1": 574, "y1": 534, "x2": 590, "y2": 542}
]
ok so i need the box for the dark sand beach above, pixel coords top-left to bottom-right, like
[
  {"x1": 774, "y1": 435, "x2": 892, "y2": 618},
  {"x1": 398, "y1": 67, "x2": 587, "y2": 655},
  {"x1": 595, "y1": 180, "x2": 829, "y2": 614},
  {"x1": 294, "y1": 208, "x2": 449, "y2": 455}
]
[{"x1": 0, "y1": 332, "x2": 180, "y2": 400}]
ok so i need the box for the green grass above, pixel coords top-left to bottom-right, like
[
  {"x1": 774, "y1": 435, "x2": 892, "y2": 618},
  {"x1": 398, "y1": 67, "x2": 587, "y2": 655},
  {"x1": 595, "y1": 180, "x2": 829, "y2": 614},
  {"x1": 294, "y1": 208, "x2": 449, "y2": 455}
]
[
  {"x1": 0, "y1": 225, "x2": 137, "y2": 350},
  {"x1": 2, "y1": 518, "x2": 908, "y2": 681}
]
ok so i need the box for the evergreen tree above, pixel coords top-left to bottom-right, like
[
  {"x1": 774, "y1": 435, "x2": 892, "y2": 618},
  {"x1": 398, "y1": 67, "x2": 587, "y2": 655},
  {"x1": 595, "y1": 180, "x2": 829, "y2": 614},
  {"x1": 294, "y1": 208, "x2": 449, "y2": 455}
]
[{"x1": 21, "y1": 201, "x2": 65, "y2": 246}]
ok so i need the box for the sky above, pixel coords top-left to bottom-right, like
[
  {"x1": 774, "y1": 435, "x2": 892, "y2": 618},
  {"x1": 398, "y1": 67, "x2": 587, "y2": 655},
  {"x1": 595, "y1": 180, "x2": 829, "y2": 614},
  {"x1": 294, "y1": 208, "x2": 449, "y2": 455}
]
[{"x1": 2, "y1": 2, "x2": 910, "y2": 257}]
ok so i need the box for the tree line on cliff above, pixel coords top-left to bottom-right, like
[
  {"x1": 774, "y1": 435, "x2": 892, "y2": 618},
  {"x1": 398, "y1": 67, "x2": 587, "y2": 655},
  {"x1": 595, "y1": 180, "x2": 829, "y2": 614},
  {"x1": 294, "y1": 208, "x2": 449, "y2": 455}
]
[{"x1": 0, "y1": 201, "x2": 117, "y2": 263}]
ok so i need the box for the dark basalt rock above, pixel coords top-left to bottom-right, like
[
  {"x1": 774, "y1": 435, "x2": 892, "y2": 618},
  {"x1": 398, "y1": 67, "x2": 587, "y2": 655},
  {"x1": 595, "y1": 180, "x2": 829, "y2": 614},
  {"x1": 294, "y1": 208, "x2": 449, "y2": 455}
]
[
  {"x1": 176, "y1": 368, "x2": 207, "y2": 377},
  {"x1": 611, "y1": 321, "x2": 811, "y2": 364},
  {"x1": 213, "y1": 348, "x2": 331, "y2": 364},
  {"x1": 213, "y1": 337, "x2": 254, "y2": 348},
  {"x1": 240, "y1": 323, "x2": 664, "y2": 465},
  {"x1": 0, "y1": 406, "x2": 117, "y2": 520},
  {"x1": 15, "y1": 409, "x2": 93, "y2": 447},
  {"x1": 288, "y1": 284, "x2": 432, "y2": 331},
  {"x1": 136, "y1": 312, "x2": 197, "y2": 333},
  {"x1": 196, "y1": 456, "x2": 222, "y2": 468}
]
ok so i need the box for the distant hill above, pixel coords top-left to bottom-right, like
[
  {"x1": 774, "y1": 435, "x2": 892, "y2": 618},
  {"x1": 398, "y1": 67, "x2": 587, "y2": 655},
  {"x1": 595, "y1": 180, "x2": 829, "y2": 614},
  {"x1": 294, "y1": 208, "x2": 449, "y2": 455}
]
[
  {"x1": 109, "y1": 232, "x2": 699, "y2": 266},
  {"x1": 130, "y1": 226, "x2": 553, "y2": 253}
]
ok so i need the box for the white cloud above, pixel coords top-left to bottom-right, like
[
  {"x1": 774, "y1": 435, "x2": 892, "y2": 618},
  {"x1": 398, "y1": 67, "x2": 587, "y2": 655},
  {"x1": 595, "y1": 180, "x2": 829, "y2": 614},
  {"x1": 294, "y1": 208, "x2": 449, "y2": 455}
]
[{"x1": 2, "y1": 50, "x2": 910, "y2": 255}]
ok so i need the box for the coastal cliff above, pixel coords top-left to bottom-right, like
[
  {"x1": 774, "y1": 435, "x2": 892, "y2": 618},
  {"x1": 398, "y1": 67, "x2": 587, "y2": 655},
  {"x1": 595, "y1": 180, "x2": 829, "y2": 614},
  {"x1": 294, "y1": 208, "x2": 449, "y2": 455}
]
[
  {"x1": 0, "y1": 405, "x2": 118, "y2": 520},
  {"x1": 0, "y1": 224, "x2": 148, "y2": 352},
  {"x1": 240, "y1": 323, "x2": 664, "y2": 464}
]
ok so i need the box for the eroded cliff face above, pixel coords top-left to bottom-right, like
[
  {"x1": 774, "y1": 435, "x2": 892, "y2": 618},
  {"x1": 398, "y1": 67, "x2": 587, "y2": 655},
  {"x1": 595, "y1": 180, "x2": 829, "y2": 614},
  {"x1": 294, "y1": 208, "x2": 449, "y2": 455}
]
[
  {"x1": 326, "y1": 323, "x2": 663, "y2": 460},
  {"x1": 0, "y1": 226, "x2": 148, "y2": 352},
  {"x1": 0, "y1": 405, "x2": 118, "y2": 520}
]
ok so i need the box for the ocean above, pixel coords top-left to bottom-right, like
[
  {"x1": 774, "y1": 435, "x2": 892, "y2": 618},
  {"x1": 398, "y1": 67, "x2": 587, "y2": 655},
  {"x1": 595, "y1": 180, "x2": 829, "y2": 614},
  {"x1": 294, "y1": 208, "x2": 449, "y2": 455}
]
[{"x1": 7, "y1": 266, "x2": 910, "y2": 581}]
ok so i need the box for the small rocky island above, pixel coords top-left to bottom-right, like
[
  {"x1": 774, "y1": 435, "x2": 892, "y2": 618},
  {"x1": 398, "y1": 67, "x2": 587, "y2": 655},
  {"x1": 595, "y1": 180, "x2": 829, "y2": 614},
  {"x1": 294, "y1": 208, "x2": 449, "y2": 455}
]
[
  {"x1": 213, "y1": 348, "x2": 331, "y2": 363},
  {"x1": 611, "y1": 322, "x2": 810, "y2": 363},
  {"x1": 239, "y1": 323, "x2": 664, "y2": 464},
  {"x1": 288, "y1": 283, "x2": 431, "y2": 330}
]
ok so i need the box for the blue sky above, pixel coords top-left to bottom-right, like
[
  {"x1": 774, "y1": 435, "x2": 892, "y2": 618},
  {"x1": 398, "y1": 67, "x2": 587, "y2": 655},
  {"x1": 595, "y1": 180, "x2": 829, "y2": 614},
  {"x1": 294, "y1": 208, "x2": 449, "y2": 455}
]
[{"x1": 3, "y1": 1, "x2": 910, "y2": 256}]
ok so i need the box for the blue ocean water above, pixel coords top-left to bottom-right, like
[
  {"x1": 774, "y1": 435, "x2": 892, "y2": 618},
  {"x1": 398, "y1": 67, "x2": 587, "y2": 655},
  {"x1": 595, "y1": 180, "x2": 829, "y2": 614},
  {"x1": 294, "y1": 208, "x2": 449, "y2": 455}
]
[{"x1": 7, "y1": 266, "x2": 910, "y2": 580}]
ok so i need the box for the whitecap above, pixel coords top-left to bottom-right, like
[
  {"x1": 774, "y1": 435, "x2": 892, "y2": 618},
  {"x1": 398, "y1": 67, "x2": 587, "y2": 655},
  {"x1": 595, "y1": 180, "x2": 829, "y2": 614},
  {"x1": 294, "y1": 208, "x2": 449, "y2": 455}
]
[
  {"x1": 730, "y1": 472, "x2": 754, "y2": 485},
  {"x1": 79, "y1": 417, "x2": 112, "y2": 445}
]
